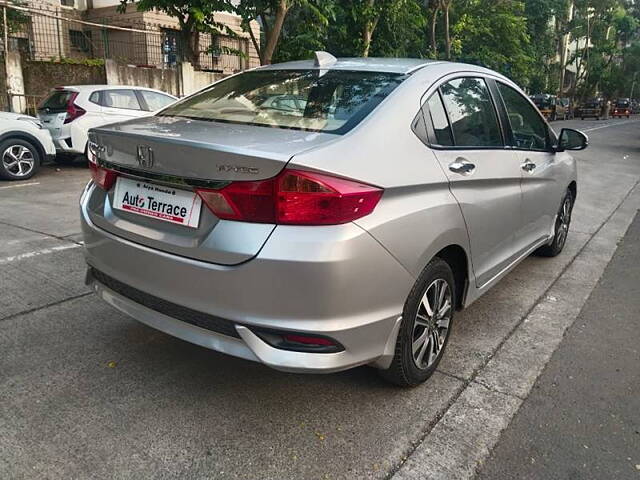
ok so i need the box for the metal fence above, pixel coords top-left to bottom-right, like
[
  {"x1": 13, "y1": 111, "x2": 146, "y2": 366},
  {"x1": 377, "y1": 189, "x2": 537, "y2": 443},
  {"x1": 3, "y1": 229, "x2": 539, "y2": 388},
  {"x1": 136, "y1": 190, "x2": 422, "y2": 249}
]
[
  {"x1": 2, "y1": 3, "x2": 249, "y2": 73},
  {"x1": 0, "y1": 92, "x2": 43, "y2": 115}
]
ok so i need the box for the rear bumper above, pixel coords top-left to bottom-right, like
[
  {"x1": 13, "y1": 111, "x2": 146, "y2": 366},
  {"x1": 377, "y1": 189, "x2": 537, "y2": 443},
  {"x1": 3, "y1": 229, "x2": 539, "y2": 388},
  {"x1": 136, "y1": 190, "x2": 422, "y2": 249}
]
[
  {"x1": 51, "y1": 123, "x2": 86, "y2": 154},
  {"x1": 81, "y1": 188, "x2": 413, "y2": 373},
  {"x1": 53, "y1": 136, "x2": 82, "y2": 154}
]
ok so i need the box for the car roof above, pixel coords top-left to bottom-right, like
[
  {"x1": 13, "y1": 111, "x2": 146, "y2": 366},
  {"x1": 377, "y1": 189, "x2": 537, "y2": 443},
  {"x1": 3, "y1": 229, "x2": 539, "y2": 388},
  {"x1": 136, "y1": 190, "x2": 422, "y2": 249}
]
[
  {"x1": 257, "y1": 57, "x2": 441, "y2": 74},
  {"x1": 55, "y1": 85, "x2": 177, "y2": 97}
]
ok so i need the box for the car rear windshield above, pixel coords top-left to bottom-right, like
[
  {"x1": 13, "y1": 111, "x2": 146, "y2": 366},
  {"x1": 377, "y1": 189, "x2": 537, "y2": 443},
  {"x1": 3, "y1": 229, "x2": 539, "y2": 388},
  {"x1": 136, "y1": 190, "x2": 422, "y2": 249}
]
[
  {"x1": 39, "y1": 90, "x2": 73, "y2": 112},
  {"x1": 158, "y1": 70, "x2": 405, "y2": 134}
]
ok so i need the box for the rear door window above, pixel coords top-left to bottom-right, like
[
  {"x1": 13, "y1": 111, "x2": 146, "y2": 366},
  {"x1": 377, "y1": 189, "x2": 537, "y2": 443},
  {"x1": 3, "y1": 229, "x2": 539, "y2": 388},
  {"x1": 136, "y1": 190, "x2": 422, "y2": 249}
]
[
  {"x1": 89, "y1": 91, "x2": 102, "y2": 105},
  {"x1": 439, "y1": 77, "x2": 502, "y2": 148},
  {"x1": 138, "y1": 90, "x2": 175, "y2": 111},
  {"x1": 103, "y1": 90, "x2": 142, "y2": 110},
  {"x1": 425, "y1": 92, "x2": 454, "y2": 146}
]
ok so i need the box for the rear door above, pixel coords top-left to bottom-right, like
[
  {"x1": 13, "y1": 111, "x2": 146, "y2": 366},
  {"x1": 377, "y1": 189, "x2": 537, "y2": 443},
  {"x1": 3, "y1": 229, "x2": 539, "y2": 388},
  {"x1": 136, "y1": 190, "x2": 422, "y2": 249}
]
[
  {"x1": 493, "y1": 81, "x2": 561, "y2": 252},
  {"x1": 424, "y1": 76, "x2": 523, "y2": 288}
]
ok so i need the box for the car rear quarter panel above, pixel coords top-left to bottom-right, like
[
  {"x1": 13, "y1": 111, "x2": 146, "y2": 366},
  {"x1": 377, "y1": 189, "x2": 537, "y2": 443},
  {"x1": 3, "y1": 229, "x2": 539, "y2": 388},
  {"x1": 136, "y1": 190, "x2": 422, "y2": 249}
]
[{"x1": 290, "y1": 68, "x2": 473, "y2": 283}]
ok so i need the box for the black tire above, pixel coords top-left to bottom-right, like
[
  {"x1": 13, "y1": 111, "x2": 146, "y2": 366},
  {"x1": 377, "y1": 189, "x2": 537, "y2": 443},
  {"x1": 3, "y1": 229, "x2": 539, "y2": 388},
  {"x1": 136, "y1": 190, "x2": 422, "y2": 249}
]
[
  {"x1": 380, "y1": 257, "x2": 456, "y2": 387},
  {"x1": 581, "y1": 117, "x2": 584, "y2": 120},
  {"x1": 535, "y1": 189, "x2": 574, "y2": 257},
  {"x1": 0, "y1": 138, "x2": 41, "y2": 180}
]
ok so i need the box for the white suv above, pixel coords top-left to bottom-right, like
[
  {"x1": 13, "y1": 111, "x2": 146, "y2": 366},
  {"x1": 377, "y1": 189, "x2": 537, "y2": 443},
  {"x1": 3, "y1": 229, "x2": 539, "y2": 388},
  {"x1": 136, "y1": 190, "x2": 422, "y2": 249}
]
[
  {"x1": 37, "y1": 85, "x2": 177, "y2": 159},
  {"x1": 0, "y1": 112, "x2": 56, "y2": 180}
]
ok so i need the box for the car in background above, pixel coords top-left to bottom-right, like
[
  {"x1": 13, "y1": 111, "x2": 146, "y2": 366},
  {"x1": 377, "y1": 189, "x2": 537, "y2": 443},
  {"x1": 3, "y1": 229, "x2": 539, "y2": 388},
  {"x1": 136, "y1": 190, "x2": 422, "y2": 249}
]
[
  {"x1": 83, "y1": 54, "x2": 586, "y2": 387},
  {"x1": 37, "y1": 85, "x2": 177, "y2": 161},
  {"x1": 0, "y1": 111, "x2": 55, "y2": 180},
  {"x1": 578, "y1": 97, "x2": 604, "y2": 120},
  {"x1": 612, "y1": 98, "x2": 632, "y2": 118},
  {"x1": 530, "y1": 94, "x2": 568, "y2": 121}
]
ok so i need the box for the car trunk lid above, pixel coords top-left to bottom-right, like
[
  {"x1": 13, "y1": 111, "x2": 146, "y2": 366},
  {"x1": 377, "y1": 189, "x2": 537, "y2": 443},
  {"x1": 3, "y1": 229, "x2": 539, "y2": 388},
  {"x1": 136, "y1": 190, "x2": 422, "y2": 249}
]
[{"x1": 86, "y1": 115, "x2": 338, "y2": 265}]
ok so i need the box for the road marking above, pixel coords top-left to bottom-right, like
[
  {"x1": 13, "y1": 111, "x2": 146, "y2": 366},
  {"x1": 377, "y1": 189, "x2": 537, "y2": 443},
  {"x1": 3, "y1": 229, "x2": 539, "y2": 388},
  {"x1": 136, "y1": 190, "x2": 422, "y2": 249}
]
[
  {"x1": 0, "y1": 182, "x2": 41, "y2": 190},
  {"x1": 0, "y1": 243, "x2": 82, "y2": 265},
  {"x1": 581, "y1": 118, "x2": 640, "y2": 132}
]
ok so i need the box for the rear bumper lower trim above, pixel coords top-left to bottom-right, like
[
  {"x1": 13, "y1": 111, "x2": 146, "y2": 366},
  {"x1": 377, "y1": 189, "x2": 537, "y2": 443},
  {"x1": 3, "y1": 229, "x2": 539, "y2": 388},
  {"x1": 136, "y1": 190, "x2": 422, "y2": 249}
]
[{"x1": 88, "y1": 267, "x2": 240, "y2": 338}]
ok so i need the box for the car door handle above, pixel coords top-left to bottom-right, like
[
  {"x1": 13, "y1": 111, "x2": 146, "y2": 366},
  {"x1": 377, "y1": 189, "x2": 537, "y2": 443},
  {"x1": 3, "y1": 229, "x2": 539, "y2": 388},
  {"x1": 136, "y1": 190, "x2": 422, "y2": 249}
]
[
  {"x1": 448, "y1": 159, "x2": 476, "y2": 175},
  {"x1": 521, "y1": 160, "x2": 537, "y2": 173}
]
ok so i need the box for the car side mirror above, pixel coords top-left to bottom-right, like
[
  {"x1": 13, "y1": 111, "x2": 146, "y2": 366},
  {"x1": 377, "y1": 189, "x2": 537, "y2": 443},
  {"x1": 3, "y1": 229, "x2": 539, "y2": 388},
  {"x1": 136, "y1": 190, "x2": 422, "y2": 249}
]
[{"x1": 556, "y1": 128, "x2": 588, "y2": 152}]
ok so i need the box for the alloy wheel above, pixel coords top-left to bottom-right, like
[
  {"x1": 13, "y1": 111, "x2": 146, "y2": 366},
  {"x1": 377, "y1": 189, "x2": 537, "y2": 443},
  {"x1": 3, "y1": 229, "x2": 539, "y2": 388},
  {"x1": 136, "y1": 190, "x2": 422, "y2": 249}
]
[
  {"x1": 411, "y1": 278, "x2": 452, "y2": 370},
  {"x1": 2, "y1": 145, "x2": 35, "y2": 178}
]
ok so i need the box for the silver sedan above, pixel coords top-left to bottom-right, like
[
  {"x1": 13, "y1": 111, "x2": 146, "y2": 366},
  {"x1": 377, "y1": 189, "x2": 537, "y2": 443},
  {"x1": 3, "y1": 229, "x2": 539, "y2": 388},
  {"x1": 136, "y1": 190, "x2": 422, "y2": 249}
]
[{"x1": 81, "y1": 53, "x2": 586, "y2": 386}]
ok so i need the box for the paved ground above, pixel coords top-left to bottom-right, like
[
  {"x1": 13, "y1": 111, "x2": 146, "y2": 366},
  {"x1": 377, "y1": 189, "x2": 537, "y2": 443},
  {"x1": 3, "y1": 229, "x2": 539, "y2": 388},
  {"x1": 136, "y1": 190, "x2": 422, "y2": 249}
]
[
  {"x1": 475, "y1": 213, "x2": 640, "y2": 480},
  {"x1": 0, "y1": 118, "x2": 639, "y2": 479}
]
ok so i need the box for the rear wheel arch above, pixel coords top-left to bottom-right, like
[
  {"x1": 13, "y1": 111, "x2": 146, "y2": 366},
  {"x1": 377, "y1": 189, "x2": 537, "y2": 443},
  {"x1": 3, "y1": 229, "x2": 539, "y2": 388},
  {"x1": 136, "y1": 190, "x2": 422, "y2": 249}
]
[{"x1": 434, "y1": 244, "x2": 469, "y2": 310}]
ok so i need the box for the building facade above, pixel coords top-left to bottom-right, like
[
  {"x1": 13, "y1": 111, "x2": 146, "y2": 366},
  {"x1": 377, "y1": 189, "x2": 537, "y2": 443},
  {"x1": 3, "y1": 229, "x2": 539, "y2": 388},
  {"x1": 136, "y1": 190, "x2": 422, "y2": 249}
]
[{"x1": 13, "y1": 0, "x2": 261, "y2": 74}]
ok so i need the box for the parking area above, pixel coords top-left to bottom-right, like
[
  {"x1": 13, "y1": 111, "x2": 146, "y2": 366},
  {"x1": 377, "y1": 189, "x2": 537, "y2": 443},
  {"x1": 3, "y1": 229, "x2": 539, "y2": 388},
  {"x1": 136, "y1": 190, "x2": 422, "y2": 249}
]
[{"x1": 1, "y1": 118, "x2": 639, "y2": 479}]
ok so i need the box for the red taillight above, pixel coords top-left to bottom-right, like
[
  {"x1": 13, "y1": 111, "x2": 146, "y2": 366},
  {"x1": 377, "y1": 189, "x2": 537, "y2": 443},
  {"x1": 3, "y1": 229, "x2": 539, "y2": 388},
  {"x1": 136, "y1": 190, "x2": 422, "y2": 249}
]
[
  {"x1": 63, "y1": 92, "x2": 86, "y2": 124},
  {"x1": 196, "y1": 169, "x2": 383, "y2": 225},
  {"x1": 88, "y1": 161, "x2": 117, "y2": 191}
]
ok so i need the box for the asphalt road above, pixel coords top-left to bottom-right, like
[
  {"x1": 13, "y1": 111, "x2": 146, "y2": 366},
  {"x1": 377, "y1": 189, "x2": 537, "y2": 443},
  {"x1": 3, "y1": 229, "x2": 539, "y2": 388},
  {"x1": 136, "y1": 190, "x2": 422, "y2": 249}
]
[
  {"x1": 475, "y1": 213, "x2": 640, "y2": 480},
  {"x1": 0, "y1": 118, "x2": 639, "y2": 479}
]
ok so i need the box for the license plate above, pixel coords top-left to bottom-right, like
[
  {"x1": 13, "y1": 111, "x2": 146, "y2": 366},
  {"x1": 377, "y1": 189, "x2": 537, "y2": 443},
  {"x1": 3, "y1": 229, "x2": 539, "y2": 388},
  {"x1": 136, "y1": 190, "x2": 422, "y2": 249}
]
[{"x1": 113, "y1": 177, "x2": 202, "y2": 228}]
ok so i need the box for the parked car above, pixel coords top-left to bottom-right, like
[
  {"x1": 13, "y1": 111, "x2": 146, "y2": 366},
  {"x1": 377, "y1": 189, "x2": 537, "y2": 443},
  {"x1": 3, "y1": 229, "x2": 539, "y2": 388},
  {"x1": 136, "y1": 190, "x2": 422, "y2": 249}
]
[
  {"x1": 530, "y1": 94, "x2": 568, "y2": 121},
  {"x1": 0, "y1": 111, "x2": 56, "y2": 180},
  {"x1": 37, "y1": 85, "x2": 177, "y2": 161},
  {"x1": 612, "y1": 98, "x2": 632, "y2": 118},
  {"x1": 82, "y1": 54, "x2": 586, "y2": 387},
  {"x1": 578, "y1": 97, "x2": 604, "y2": 120}
]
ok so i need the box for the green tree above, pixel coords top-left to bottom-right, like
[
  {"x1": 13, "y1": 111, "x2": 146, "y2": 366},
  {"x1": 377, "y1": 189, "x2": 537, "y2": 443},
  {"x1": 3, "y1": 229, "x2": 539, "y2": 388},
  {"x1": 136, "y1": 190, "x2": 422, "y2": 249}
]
[
  {"x1": 234, "y1": 0, "x2": 327, "y2": 65},
  {"x1": 568, "y1": 0, "x2": 638, "y2": 99},
  {"x1": 369, "y1": 0, "x2": 427, "y2": 58},
  {"x1": 450, "y1": 0, "x2": 533, "y2": 85},
  {"x1": 272, "y1": 1, "x2": 335, "y2": 63},
  {"x1": 523, "y1": 0, "x2": 566, "y2": 94},
  {"x1": 0, "y1": 1, "x2": 29, "y2": 38}
]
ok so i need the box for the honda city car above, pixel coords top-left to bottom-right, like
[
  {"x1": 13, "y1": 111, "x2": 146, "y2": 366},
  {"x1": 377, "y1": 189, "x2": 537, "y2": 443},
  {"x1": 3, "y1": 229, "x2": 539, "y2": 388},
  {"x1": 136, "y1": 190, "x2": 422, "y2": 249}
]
[{"x1": 81, "y1": 54, "x2": 587, "y2": 386}]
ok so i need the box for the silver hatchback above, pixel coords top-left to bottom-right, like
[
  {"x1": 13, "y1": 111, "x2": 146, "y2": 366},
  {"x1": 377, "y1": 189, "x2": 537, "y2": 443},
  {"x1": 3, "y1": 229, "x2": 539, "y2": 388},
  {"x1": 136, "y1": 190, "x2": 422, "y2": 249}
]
[{"x1": 81, "y1": 54, "x2": 586, "y2": 386}]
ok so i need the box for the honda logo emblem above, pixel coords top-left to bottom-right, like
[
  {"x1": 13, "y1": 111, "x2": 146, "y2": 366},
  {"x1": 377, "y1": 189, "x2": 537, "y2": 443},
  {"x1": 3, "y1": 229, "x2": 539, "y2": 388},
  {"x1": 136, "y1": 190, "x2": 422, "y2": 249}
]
[{"x1": 136, "y1": 145, "x2": 154, "y2": 168}]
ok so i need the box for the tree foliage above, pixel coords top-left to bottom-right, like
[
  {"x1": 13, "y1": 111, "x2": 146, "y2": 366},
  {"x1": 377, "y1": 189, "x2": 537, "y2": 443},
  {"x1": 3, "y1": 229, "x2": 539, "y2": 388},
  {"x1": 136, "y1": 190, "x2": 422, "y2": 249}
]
[
  {"x1": 121, "y1": 0, "x2": 640, "y2": 98},
  {"x1": 1, "y1": 1, "x2": 29, "y2": 38}
]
